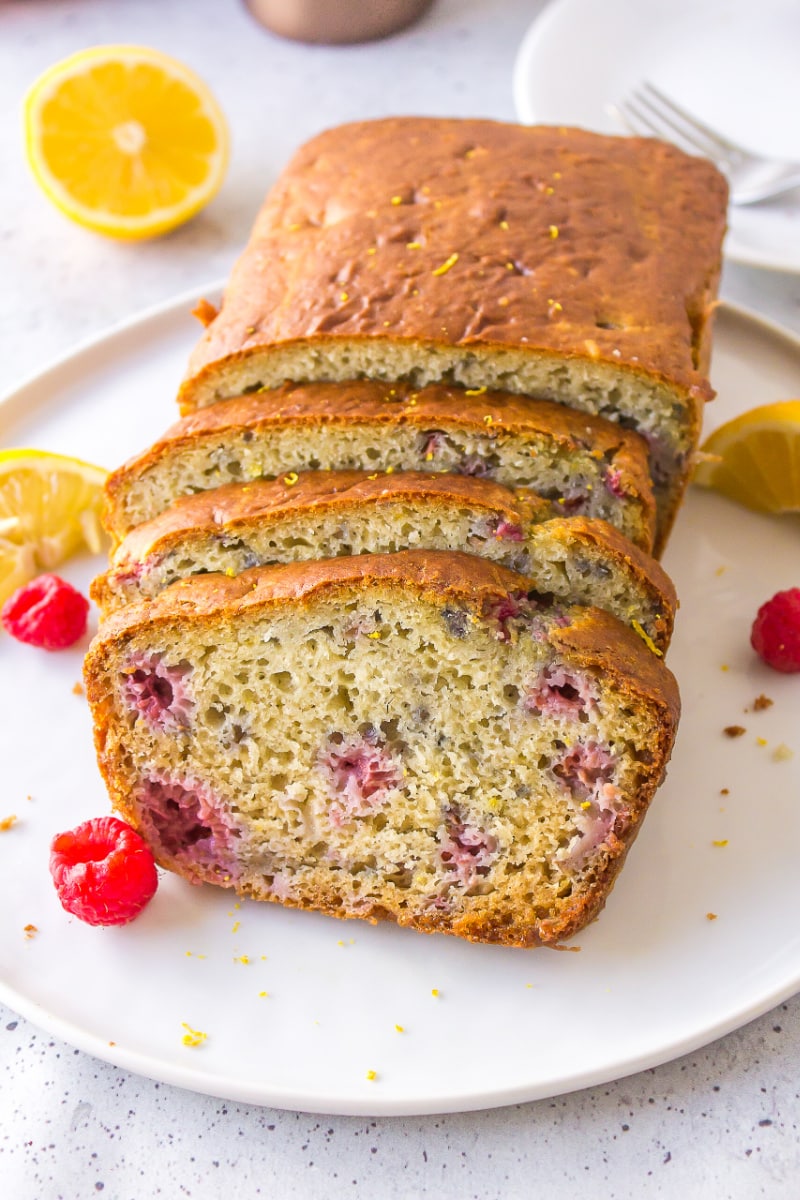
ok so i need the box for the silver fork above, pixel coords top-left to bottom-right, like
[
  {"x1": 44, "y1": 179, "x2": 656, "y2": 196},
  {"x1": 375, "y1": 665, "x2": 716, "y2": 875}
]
[{"x1": 612, "y1": 82, "x2": 800, "y2": 205}]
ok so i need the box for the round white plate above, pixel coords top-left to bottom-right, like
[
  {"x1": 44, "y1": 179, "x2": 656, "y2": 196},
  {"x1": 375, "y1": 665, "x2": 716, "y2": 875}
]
[
  {"x1": 1, "y1": 289, "x2": 800, "y2": 1116},
  {"x1": 513, "y1": 0, "x2": 800, "y2": 274}
]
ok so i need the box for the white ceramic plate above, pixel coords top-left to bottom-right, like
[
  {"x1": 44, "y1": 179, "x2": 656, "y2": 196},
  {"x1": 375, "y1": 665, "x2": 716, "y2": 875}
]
[
  {"x1": 1, "y1": 288, "x2": 800, "y2": 1116},
  {"x1": 513, "y1": 0, "x2": 800, "y2": 274}
]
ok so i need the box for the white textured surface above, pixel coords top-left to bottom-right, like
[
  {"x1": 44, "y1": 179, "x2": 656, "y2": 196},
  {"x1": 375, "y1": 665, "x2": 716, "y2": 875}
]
[{"x1": 1, "y1": 0, "x2": 800, "y2": 1195}]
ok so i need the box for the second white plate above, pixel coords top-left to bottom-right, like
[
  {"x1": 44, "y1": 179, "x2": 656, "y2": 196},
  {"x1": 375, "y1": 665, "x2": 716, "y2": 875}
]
[
  {"x1": 0, "y1": 289, "x2": 799, "y2": 1115},
  {"x1": 513, "y1": 0, "x2": 800, "y2": 274}
]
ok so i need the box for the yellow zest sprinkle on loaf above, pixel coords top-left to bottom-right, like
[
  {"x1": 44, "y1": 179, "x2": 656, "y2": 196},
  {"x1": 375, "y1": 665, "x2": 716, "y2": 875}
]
[
  {"x1": 225, "y1": 568, "x2": 235, "y2": 578},
  {"x1": 367, "y1": 247, "x2": 377, "y2": 255},
  {"x1": 499, "y1": 219, "x2": 509, "y2": 230},
  {"x1": 483, "y1": 415, "x2": 493, "y2": 425},
  {"x1": 340, "y1": 291, "x2": 349, "y2": 302},
  {"x1": 385, "y1": 466, "x2": 395, "y2": 474},
  {"x1": 367, "y1": 631, "x2": 382, "y2": 640},
  {"x1": 631, "y1": 620, "x2": 663, "y2": 657},
  {"x1": 181, "y1": 1023, "x2": 207, "y2": 1048},
  {"x1": 549, "y1": 225, "x2": 559, "y2": 239},
  {"x1": 432, "y1": 252, "x2": 459, "y2": 276},
  {"x1": 390, "y1": 195, "x2": 402, "y2": 205},
  {"x1": 580, "y1": 800, "x2": 592, "y2": 810},
  {"x1": 283, "y1": 472, "x2": 299, "y2": 486},
  {"x1": 406, "y1": 241, "x2": 421, "y2": 249},
  {"x1": 464, "y1": 386, "x2": 487, "y2": 396}
]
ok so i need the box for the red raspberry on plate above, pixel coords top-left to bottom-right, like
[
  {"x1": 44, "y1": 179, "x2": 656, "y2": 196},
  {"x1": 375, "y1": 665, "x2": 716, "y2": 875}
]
[
  {"x1": 750, "y1": 588, "x2": 800, "y2": 673},
  {"x1": 50, "y1": 816, "x2": 158, "y2": 926},
  {"x1": 2, "y1": 573, "x2": 89, "y2": 650}
]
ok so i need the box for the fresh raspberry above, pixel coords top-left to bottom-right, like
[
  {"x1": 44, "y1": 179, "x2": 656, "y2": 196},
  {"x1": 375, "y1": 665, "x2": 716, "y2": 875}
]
[
  {"x1": 751, "y1": 588, "x2": 800, "y2": 673},
  {"x1": 50, "y1": 816, "x2": 158, "y2": 926},
  {"x1": 2, "y1": 573, "x2": 89, "y2": 650}
]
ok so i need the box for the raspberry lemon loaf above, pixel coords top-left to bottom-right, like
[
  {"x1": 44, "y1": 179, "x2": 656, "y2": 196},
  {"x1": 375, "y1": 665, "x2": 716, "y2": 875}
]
[
  {"x1": 84, "y1": 551, "x2": 679, "y2": 947},
  {"x1": 179, "y1": 119, "x2": 728, "y2": 548},
  {"x1": 94, "y1": 468, "x2": 676, "y2": 653},
  {"x1": 104, "y1": 380, "x2": 656, "y2": 551}
]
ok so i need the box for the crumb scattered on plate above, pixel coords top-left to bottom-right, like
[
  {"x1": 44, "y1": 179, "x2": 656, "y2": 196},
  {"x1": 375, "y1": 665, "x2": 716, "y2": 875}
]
[{"x1": 724, "y1": 725, "x2": 746, "y2": 738}]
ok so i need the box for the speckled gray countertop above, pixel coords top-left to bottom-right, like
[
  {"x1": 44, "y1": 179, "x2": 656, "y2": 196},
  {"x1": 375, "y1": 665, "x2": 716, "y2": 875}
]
[{"x1": 2, "y1": 2, "x2": 800, "y2": 1196}]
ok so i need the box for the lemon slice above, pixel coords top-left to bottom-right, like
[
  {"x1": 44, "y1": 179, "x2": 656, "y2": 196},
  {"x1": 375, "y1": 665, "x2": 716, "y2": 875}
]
[
  {"x1": 24, "y1": 45, "x2": 229, "y2": 240},
  {"x1": 693, "y1": 400, "x2": 800, "y2": 513},
  {"x1": 0, "y1": 449, "x2": 108, "y2": 605}
]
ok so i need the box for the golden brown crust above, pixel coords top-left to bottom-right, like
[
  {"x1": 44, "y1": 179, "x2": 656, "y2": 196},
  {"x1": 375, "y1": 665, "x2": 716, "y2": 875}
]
[
  {"x1": 538, "y1": 514, "x2": 677, "y2": 620},
  {"x1": 104, "y1": 379, "x2": 656, "y2": 546},
  {"x1": 180, "y1": 118, "x2": 727, "y2": 410}
]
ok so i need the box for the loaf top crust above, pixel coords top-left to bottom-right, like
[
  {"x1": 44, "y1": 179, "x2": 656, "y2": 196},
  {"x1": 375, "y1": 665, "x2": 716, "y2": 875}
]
[
  {"x1": 182, "y1": 118, "x2": 727, "y2": 406},
  {"x1": 89, "y1": 548, "x2": 680, "y2": 723}
]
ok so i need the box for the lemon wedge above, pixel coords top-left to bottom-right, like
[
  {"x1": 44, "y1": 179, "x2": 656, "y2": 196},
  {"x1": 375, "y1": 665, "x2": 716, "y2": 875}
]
[
  {"x1": 693, "y1": 400, "x2": 800, "y2": 513},
  {"x1": 24, "y1": 45, "x2": 229, "y2": 240},
  {"x1": 0, "y1": 450, "x2": 108, "y2": 604}
]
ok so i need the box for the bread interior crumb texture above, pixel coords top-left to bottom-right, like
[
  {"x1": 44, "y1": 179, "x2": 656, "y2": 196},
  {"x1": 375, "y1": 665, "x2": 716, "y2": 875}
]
[{"x1": 99, "y1": 591, "x2": 662, "y2": 937}]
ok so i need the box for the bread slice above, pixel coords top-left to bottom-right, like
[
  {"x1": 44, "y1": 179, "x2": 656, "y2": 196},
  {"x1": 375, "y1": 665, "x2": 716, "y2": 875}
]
[
  {"x1": 84, "y1": 551, "x2": 679, "y2": 948},
  {"x1": 178, "y1": 118, "x2": 728, "y2": 548},
  {"x1": 94, "y1": 468, "x2": 676, "y2": 653},
  {"x1": 104, "y1": 380, "x2": 656, "y2": 552}
]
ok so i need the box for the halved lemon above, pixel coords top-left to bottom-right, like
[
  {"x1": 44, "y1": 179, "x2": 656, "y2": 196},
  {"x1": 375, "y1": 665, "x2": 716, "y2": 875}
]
[
  {"x1": 693, "y1": 400, "x2": 800, "y2": 513},
  {"x1": 0, "y1": 449, "x2": 108, "y2": 605},
  {"x1": 24, "y1": 45, "x2": 229, "y2": 240}
]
